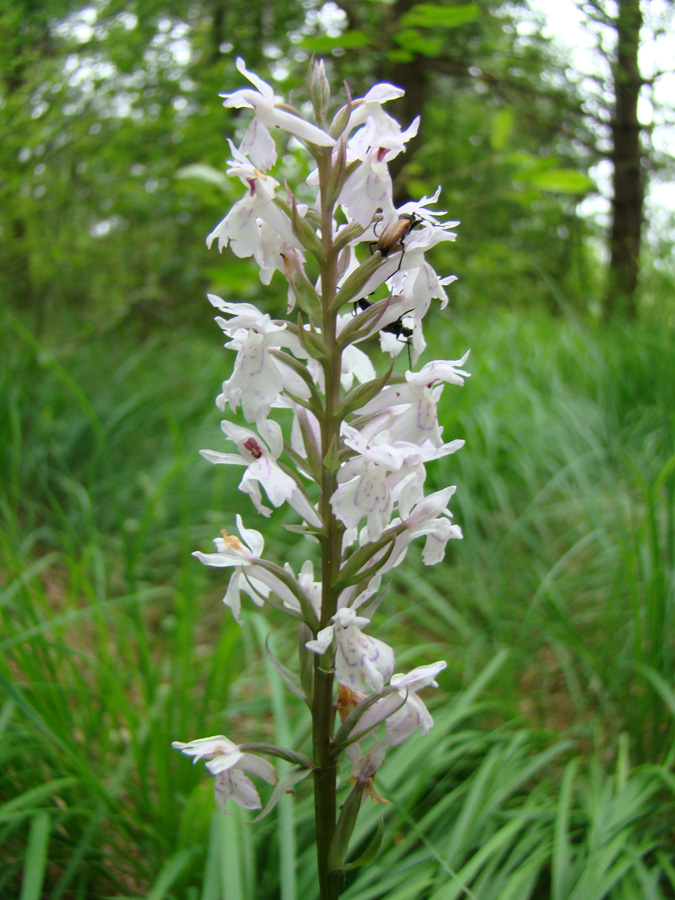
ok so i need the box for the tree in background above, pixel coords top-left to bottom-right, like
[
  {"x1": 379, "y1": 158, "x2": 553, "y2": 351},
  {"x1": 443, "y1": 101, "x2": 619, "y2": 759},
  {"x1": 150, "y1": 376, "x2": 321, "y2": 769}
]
[
  {"x1": 0, "y1": 0, "x2": 297, "y2": 325},
  {"x1": 300, "y1": 0, "x2": 596, "y2": 314},
  {"x1": 573, "y1": 0, "x2": 674, "y2": 319},
  {"x1": 605, "y1": 0, "x2": 644, "y2": 320},
  {"x1": 4, "y1": 0, "x2": 672, "y2": 328}
]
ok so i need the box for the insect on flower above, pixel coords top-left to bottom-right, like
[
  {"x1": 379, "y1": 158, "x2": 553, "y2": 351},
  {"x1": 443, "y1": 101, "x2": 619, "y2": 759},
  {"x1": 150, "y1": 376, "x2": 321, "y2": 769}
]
[
  {"x1": 353, "y1": 297, "x2": 415, "y2": 367},
  {"x1": 375, "y1": 213, "x2": 422, "y2": 259},
  {"x1": 369, "y1": 212, "x2": 425, "y2": 276},
  {"x1": 381, "y1": 310, "x2": 414, "y2": 367}
]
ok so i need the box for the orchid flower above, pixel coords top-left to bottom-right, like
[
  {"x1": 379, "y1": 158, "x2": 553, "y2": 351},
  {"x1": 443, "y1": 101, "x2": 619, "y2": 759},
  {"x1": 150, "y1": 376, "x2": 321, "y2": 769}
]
[
  {"x1": 222, "y1": 57, "x2": 334, "y2": 170},
  {"x1": 172, "y1": 735, "x2": 278, "y2": 814},
  {"x1": 305, "y1": 608, "x2": 395, "y2": 692},
  {"x1": 193, "y1": 515, "x2": 297, "y2": 623}
]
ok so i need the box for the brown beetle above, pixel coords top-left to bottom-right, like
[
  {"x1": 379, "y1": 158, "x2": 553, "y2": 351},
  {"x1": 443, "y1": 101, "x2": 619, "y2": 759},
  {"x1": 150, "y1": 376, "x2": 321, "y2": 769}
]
[{"x1": 375, "y1": 213, "x2": 421, "y2": 258}]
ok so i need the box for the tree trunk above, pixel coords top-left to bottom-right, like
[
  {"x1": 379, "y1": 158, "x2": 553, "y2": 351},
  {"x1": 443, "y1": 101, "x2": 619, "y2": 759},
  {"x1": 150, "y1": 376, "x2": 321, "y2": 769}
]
[
  {"x1": 604, "y1": 0, "x2": 643, "y2": 320},
  {"x1": 366, "y1": 0, "x2": 429, "y2": 199}
]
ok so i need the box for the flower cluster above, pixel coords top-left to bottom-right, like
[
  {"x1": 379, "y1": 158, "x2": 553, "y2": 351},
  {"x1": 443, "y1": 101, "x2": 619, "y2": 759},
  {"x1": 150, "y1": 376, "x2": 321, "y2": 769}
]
[{"x1": 173, "y1": 57, "x2": 469, "y2": 841}]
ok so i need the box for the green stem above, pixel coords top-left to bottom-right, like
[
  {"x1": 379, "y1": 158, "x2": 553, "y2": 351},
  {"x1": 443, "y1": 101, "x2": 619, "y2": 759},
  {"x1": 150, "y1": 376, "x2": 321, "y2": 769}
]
[{"x1": 312, "y1": 144, "x2": 343, "y2": 900}]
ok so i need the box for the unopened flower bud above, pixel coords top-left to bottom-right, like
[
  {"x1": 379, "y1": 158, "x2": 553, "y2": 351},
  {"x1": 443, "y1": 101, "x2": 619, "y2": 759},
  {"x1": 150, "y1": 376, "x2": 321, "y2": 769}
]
[{"x1": 308, "y1": 57, "x2": 330, "y2": 125}]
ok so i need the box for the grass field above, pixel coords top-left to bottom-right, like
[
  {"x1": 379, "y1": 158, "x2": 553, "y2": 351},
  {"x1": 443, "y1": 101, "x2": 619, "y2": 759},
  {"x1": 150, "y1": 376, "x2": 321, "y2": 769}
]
[{"x1": 1, "y1": 302, "x2": 674, "y2": 899}]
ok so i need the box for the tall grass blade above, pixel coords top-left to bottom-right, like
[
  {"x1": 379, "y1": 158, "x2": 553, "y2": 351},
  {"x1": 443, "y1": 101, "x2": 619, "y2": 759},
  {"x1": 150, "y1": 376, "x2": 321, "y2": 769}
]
[{"x1": 20, "y1": 811, "x2": 50, "y2": 900}]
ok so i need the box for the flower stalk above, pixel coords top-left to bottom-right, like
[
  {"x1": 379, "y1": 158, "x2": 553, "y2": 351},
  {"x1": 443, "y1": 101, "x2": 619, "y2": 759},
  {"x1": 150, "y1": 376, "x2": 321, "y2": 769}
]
[
  {"x1": 314, "y1": 142, "x2": 343, "y2": 899},
  {"x1": 172, "y1": 57, "x2": 469, "y2": 898}
]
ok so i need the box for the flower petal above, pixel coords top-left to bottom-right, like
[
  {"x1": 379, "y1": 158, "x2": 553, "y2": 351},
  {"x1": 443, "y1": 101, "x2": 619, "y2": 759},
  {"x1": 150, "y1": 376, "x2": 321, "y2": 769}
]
[{"x1": 214, "y1": 768, "x2": 262, "y2": 813}]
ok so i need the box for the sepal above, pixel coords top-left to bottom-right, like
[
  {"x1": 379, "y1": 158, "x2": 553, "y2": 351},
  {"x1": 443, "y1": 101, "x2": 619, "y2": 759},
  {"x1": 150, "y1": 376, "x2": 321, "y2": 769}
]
[
  {"x1": 339, "y1": 294, "x2": 408, "y2": 345},
  {"x1": 288, "y1": 268, "x2": 322, "y2": 319},
  {"x1": 323, "y1": 435, "x2": 342, "y2": 476},
  {"x1": 335, "y1": 529, "x2": 403, "y2": 589},
  {"x1": 336, "y1": 361, "x2": 395, "y2": 420},
  {"x1": 329, "y1": 90, "x2": 352, "y2": 139},
  {"x1": 295, "y1": 318, "x2": 327, "y2": 363},
  {"x1": 307, "y1": 57, "x2": 330, "y2": 125},
  {"x1": 292, "y1": 407, "x2": 323, "y2": 479},
  {"x1": 339, "y1": 552, "x2": 394, "y2": 590},
  {"x1": 336, "y1": 245, "x2": 352, "y2": 283},
  {"x1": 250, "y1": 765, "x2": 315, "y2": 822},
  {"x1": 255, "y1": 559, "x2": 319, "y2": 627},
  {"x1": 333, "y1": 255, "x2": 386, "y2": 312},
  {"x1": 283, "y1": 522, "x2": 321, "y2": 540},
  {"x1": 332, "y1": 685, "x2": 402, "y2": 754},
  {"x1": 334, "y1": 219, "x2": 366, "y2": 254},
  {"x1": 265, "y1": 634, "x2": 308, "y2": 705},
  {"x1": 298, "y1": 622, "x2": 315, "y2": 706},
  {"x1": 326, "y1": 138, "x2": 348, "y2": 208},
  {"x1": 327, "y1": 782, "x2": 363, "y2": 872},
  {"x1": 341, "y1": 814, "x2": 385, "y2": 871},
  {"x1": 289, "y1": 196, "x2": 325, "y2": 260},
  {"x1": 282, "y1": 442, "x2": 317, "y2": 482},
  {"x1": 337, "y1": 300, "x2": 389, "y2": 346},
  {"x1": 268, "y1": 348, "x2": 323, "y2": 410}
]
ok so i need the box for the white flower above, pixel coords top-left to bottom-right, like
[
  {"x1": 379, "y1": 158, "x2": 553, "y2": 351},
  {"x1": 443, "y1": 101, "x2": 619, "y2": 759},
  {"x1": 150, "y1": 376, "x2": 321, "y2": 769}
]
[
  {"x1": 339, "y1": 97, "x2": 419, "y2": 229},
  {"x1": 209, "y1": 306, "x2": 309, "y2": 423},
  {"x1": 387, "y1": 250, "x2": 456, "y2": 317},
  {"x1": 206, "y1": 147, "x2": 294, "y2": 256},
  {"x1": 356, "y1": 661, "x2": 447, "y2": 746},
  {"x1": 389, "y1": 385, "x2": 443, "y2": 446},
  {"x1": 385, "y1": 662, "x2": 447, "y2": 744},
  {"x1": 305, "y1": 608, "x2": 395, "y2": 692},
  {"x1": 344, "y1": 82, "x2": 405, "y2": 141},
  {"x1": 222, "y1": 58, "x2": 334, "y2": 171},
  {"x1": 295, "y1": 559, "x2": 322, "y2": 618},
  {"x1": 331, "y1": 459, "x2": 392, "y2": 540},
  {"x1": 347, "y1": 189, "x2": 460, "y2": 306},
  {"x1": 354, "y1": 353, "x2": 470, "y2": 447},
  {"x1": 340, "y1": 118, "x2": 418, "y2": 230},
  {"x1": 330, "y1": 423, "x2": 414, "y2": 539},
  {"x1": 172, "y1": 735, "x2": 277, "y2": 814},
  {"x1": 377, "y1": 314, "x2": 417, "y2": 362},
  {"x1": 288, "y1": 401, "x2": 322, "y2": 464},
  {"x1": 338, "y1": 327, "x2": 377, "y2": 390},
  {"x1": 331, "y1": 424, "x2": 462, "y2": 541},
  {"x1": 193, "y1": 515, "x2": 297, "y2": 623},
  {"x1": 389, "y1": 487, "x2": 463, "y2": 568},
  {"x1": 381, "y1": 193, "x2": 459, "y2": 311},
  {"x1": 412, "y1": 355, "x2": 471, "y2": 387},
  {"x1": 200, "y1": 420, "x2": 321, "y2": 526},
  {"x1": 255, "y1": 220, "x2": 307, "y2": 311},
  {"x1": 337, "y1": 575, "x2": 382, "y2": 613}
]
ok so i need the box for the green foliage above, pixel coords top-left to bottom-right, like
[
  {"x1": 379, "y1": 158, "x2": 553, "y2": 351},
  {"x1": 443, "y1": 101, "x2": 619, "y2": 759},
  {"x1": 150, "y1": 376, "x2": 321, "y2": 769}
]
[
  {"x1": 2, "y1": 298, "x2": 675, "y2": 897},
  {"x1": 2, "y1": 1, "x2": 675, "y2": 894},
  {"x1": 0, "y1": 0, "x2": 614, "y2": 337},
  {"x1": 3, "y1": 0, "x2": 671, "y2": 333},
  {"x1": 399, "y1": 4, "x2": 481, "y2": 31}
]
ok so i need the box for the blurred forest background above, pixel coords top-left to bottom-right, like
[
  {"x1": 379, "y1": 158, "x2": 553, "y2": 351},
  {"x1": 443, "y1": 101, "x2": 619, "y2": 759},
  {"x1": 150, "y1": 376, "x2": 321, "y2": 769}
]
[{"x1": 2, "y1": 1, "x2": 675, "y2": 899}]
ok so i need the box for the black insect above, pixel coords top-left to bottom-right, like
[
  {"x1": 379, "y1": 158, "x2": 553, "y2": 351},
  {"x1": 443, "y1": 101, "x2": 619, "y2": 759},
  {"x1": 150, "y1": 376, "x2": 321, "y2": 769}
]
[
  {"x1": 353, "y1": 298, "x2": 415, "y2": 367},
  {"x1": 383, "y1": 314, "x2": 413, "y2": 342}
]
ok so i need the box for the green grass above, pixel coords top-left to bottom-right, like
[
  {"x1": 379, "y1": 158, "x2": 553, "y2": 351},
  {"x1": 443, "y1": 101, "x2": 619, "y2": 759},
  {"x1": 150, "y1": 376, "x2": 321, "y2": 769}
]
[{"x1": 1, "y1": 304, "x2": 674, "y2": 898}]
